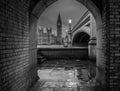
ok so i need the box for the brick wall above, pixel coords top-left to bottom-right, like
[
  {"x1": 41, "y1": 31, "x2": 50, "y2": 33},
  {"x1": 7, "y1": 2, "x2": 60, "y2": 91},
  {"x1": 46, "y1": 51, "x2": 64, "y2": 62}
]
[
  {"x1": 102, "y1": 0, "x2": 110, "y2": 89},
  {"x1": 109, "y1": 0, "x2": 120, "y2": 90},
  {"x1": 0, "y1": 0, "x2": 37, "y2": 91},
  {"x1": 102, "y1": 0, "x2": 120, "y2": 90}
]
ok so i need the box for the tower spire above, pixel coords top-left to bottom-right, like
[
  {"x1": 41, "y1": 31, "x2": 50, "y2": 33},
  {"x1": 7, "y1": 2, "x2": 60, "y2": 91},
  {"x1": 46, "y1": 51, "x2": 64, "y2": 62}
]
[{"x1": 58, "y1": 12, "x2": 61, "y2": 21}]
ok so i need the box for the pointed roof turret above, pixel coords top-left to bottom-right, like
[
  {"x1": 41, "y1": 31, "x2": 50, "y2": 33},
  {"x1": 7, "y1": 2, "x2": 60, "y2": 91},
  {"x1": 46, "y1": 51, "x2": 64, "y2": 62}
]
[{"x1": 57, "y1": 12, "x2": 62, "y2": 24}]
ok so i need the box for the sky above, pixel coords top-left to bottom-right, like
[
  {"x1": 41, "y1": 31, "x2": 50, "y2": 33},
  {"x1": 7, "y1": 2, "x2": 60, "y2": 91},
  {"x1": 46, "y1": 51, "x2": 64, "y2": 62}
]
[{"x1": 38, "y1": 0, "x2": 87, "y2": 37}]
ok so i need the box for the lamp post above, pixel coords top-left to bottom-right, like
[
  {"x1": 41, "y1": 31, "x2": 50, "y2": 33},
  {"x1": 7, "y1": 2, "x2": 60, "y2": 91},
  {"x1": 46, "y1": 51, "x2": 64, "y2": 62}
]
[
  {"x1": 68, "y1": 19, "x2": 72, "y2": 47},
  {"x1": 64, "y1": 30, "x2": 68, "y2": 47}
]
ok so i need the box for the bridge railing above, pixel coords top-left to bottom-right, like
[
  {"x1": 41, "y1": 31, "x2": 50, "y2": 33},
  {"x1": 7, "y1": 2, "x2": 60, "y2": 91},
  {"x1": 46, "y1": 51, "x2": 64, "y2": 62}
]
[{"x1": 71, "y1": 10, "x2": 90, "y2": 34}]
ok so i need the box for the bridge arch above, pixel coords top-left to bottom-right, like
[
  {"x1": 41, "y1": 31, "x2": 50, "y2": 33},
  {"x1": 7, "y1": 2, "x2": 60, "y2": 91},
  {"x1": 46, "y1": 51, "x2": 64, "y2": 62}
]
[
  {"x1": 30, "y1": 0, "x2": 104, "y2": 85},
  {"x1": 72, "y1": 31, "x2": 90, "y2": 47}
]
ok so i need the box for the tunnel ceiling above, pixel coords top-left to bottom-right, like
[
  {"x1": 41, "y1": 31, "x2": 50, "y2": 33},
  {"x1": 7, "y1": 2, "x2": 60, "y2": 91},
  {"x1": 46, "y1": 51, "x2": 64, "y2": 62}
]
[
  {"x1": 29, "y1": 0, "x2": 103, "y2": 14},
  {"x1": 29, "y1": 0, "x2": 39, "y2": 12},
  {"x1": 90, "y1": 0, "x2": 103, "y2": 12}
]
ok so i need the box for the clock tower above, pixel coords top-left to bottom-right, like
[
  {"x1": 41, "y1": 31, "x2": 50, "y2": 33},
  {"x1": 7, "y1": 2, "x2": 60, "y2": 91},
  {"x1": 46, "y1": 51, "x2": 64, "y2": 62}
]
[{"x1": 57, "y1": 13, "x2": 62, "y2": 44}]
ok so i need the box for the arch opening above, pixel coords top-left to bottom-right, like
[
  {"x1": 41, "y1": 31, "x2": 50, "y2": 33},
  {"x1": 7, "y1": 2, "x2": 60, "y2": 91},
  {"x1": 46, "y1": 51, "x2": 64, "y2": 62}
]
[{"x1": 30, "y1": 0, "x2": 104, "y2": 88}]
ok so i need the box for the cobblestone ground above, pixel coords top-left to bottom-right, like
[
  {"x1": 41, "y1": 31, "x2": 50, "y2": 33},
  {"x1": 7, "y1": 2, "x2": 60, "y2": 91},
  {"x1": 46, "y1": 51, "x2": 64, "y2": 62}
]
[{"x1": 30, "y1": 59, "x2": 97, "y2": 91}]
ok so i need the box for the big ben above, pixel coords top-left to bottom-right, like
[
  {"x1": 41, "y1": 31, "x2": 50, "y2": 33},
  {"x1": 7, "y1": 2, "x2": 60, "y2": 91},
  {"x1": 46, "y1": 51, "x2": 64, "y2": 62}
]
[{"x1": 57, "y1": 13, "x2": 62, "y2": 44}]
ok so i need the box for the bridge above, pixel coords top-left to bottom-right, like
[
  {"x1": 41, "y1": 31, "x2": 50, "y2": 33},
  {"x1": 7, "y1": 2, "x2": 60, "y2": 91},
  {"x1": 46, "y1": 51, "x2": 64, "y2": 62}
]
[
  {"x1": 70, "y1": 10, "x2": 97, "y2": 60},
  {"x1": 71, "y1": 11, "x2": 91, "y2": 35}
]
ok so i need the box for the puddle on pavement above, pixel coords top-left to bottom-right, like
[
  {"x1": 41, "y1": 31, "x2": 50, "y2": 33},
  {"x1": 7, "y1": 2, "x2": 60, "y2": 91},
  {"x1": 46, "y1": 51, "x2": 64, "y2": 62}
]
[{"x1": 31, "y1": 60, "x2": 96, "y2": 91}]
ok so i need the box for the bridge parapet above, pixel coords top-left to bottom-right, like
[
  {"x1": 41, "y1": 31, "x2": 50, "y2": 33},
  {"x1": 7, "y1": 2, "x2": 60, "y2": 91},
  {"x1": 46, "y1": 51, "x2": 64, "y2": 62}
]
[
  {"x1": 37, "y1": 47, "x2": 88, "y2": 60},
  {"x1": 71, "y1": 10, "x2": 90, "y2": 34}
]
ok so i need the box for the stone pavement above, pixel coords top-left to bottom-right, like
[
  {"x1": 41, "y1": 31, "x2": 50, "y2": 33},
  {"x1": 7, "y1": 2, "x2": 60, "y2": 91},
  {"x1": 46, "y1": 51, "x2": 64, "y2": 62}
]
[{"x1": 30, "y1": 60, "x2": 96, "y2": 91}]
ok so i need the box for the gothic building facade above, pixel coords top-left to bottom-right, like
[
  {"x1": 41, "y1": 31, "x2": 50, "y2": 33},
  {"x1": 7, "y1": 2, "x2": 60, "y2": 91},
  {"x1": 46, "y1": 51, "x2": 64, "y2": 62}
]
[{"x1": 37, "y1": 28, "x2": 57, "y2": 45}]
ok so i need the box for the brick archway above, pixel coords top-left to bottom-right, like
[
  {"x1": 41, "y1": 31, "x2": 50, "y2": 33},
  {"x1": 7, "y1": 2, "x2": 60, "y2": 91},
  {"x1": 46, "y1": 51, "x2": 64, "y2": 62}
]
[{"x1": 30, "y1": 0, "x2": 104, "y2": 85}]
